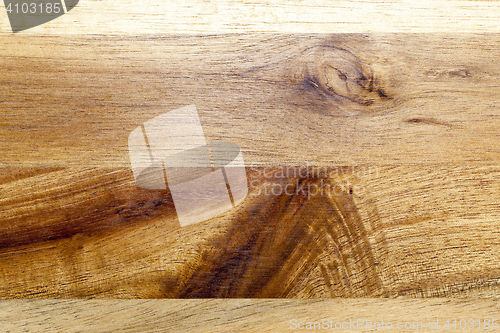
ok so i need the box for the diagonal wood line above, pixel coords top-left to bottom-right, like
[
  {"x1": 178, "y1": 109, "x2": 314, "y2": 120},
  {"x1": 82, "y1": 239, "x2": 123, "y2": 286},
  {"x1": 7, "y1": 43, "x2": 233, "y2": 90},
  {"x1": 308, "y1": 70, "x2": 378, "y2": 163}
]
[
  {"x1": 140, "y1": 124, "x2": 155, "y2": 163},
  {"x1": 221, "y1": 167, "x2": 235, "y2": 207}
]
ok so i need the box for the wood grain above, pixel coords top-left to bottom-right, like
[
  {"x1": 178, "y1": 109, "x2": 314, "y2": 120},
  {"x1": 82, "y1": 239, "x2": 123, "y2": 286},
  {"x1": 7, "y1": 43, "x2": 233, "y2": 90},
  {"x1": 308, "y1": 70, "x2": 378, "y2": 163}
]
[
  {"x1": 2, "y1": 34, "x2": 500, "y2": 299},
  {"x1": 2, "y1": 34, "x2": 500, "y2": 167},
  {"x1": 2, "y1": 0, "x2": 500, "y2": 34},
  {"x1": 2, "y1": 27, "x2": 500, "y2": 330},
  {"x1": 1, "y1": 165, "x2": 500, "y2": 298},
  {"x1": 1, "y1": 299, "x2": 500, "y2": 332}
]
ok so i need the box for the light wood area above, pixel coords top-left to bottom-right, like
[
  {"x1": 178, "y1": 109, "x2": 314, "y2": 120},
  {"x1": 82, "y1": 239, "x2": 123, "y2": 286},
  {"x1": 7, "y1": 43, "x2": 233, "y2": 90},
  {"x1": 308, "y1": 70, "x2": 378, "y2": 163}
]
[
  {"x1": 2, "y1": 0, "x2": 500, "y2": 34},
  {"x1": 1, "y1": 299, "x2": 499, "y2": 332}
]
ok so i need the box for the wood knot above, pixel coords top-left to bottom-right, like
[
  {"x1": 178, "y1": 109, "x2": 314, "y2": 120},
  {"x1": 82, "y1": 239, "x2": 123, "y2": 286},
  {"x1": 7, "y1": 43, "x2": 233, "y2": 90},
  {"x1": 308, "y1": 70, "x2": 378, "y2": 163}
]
[{"x1": 289, "y1": 45, "x2": 389, "y2": 110}]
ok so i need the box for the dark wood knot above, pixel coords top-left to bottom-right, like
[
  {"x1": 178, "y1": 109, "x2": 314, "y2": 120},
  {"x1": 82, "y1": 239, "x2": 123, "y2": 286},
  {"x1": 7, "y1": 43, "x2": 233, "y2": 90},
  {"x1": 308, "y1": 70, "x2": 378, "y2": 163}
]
[{"x1": 290, "y1": 45, "x2": 388, "y2": 107}]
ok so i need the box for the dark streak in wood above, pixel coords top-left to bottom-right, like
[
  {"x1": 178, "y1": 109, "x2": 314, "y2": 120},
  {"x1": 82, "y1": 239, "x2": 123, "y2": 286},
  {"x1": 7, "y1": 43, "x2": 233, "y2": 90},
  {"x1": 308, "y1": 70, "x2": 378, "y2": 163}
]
[
  {"x1": 0, "y1": 168, "x2": 177, "y2": 249},
  {"x1": 406, "y1": 117, "x2": 453, "y2": 127},
  {"x1": 175, "y1": 167, "x2": 385, "y2": 298}
]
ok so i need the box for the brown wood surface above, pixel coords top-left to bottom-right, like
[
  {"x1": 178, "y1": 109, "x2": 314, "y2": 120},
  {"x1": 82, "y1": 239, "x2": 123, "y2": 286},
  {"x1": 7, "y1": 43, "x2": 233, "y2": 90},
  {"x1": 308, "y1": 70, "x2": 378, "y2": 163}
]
[
  {"x1": 1, "y1": 164, "x2": 500, "y2": 298},
  {"x1": 2, "y1": 34, "x2": 500, "y2": 299},
  {"x1": 2, "y1": 34, "x2": 500, "y2": 167},
  {"x1": 2, "y1": 30, "x2": 500, "y2": 329}
]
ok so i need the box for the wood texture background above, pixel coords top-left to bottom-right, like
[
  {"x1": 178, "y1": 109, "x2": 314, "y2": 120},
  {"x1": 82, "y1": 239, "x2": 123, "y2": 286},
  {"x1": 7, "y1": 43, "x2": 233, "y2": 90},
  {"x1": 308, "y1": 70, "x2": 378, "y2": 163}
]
[
  {"x1": 1, "y1": 299, "x2": 500, "y2": 332},
  {"x1": 3, "y1": 0, "x2": 500, "y2": 34},
  {"x1": 3, "y1": 34, "x2": 500, "y2": 167},
  {"x1": 2, "y1": 0, "x2": 500, "y2": 331}
]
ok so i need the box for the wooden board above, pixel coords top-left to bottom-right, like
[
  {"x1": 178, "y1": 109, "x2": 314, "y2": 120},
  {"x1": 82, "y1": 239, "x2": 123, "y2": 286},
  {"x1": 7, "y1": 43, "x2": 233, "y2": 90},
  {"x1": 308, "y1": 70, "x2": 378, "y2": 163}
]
[
  {"x1": 3, "y1": 34, "x2": 500, "y2": 299},
  {"x1": 2, "y1": 164, "x2": 500, "y2": 298},
  {"x1": 3, "y1": 0, "x2": 500, "y2": 330},
  {"x1": 3, "y1": 0, "x2": 500, "y2": 34},
  {"x1": 2, "y1": 34, "x2": 500, "y2": 167},
  {"x1": 1, "y1": 299, "x2": 500, "y2": 332}
]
